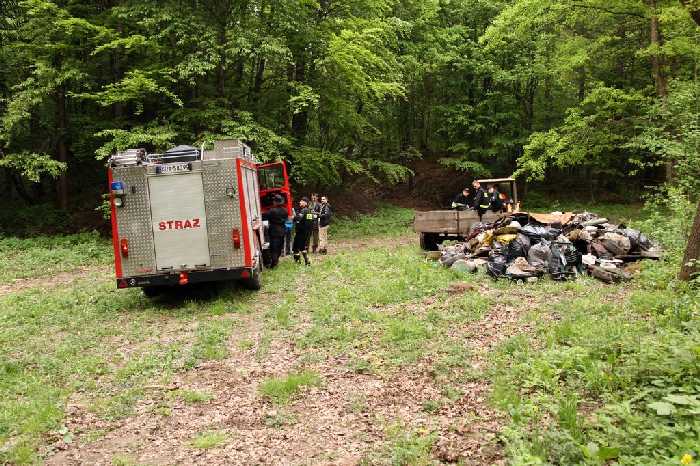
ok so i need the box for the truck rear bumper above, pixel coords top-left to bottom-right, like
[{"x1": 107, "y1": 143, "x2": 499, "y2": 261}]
[{"x1": 116, "y1": 267, "x2": 253, "y2": 289}]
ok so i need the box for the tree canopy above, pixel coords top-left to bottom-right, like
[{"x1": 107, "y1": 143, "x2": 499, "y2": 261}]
[{"x1": 1, "y1": 0, "x2": 699, "y2": 206}]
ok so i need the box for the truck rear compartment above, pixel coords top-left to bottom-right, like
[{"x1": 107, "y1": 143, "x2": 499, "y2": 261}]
[{"x1": 110, "y1": 154, "x2": 260, "y2": 289}]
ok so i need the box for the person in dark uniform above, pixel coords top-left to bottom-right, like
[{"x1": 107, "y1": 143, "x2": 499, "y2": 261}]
[
  {"x1": 472, "y1": 180, "x2": 489, "y2": 221},
  {"x1": 262, "y1": 195, "x2": 288, "y2": 269},
  {"x1": 451, "y1": 187, "x2": 474, "y2": 210},
  {"x1": 488, "y1": 184, "x2": 503, "y2": 212},
  {"x1": 293, "y1": 197, "x2": 313, "y2": 265}
]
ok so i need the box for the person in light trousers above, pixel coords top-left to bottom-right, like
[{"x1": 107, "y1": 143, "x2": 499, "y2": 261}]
[{"x1": 318, "y1": 196, "x2": 332, "y2": 254}]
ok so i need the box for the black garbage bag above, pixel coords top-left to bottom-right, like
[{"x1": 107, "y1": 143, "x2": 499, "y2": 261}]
[
  {"x1": 486, "y1": 253, "x2": 508, "y2": 279},
  {"x1": 619, "y1": 228, "x2": 652, "y2": 252},
  {"x1": 521, "y1": 224, "x2": 561, "y2": 241},
  {"x1": 549, "y1": 242, "x2": 581, "y2": 280},
  {"x1": 505, "y1": 235, "x2": 529, "y2": 261},
  {"x1": 517, "y1": 233, "x2": 532, "y2": 254},
  {"x1": 528, "y1": 240, "x2": 552, "y2": 270}
]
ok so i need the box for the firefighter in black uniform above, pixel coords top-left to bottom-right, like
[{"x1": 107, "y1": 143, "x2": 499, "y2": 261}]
[
  {"x1": 262, "y1": 195, "x2": 288, "y2": 269},
  {"x1": 472, "y1": 180, "x2": 489, "y2": 221},
  {"x1": 451, "y1": 187, "x2": 474, "y2": 210},
  {"x1": 488, "y1": 184, "x2": 503, "y2": 212},
  {"x1": 293, "y1": 197, "x2": 313, "y2": 265}
]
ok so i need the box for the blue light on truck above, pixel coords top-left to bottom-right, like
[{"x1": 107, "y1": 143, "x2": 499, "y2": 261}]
[{"x1": 111, "y1": 181, "x2": 125, "y2": 191}]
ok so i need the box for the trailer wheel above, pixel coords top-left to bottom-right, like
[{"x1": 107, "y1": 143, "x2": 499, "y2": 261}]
[
  {"x1": 242, "y1": 262, "x2": 262, "y2": 290},
  {"x1": 419, "y1": 233, "x2": 439, "y2": 251}
]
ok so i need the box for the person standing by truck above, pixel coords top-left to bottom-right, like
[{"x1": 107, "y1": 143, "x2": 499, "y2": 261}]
[
  {"x1": 306, "y1": 193, "x2": 321, "y2": 253},
  {"x1": 293, "y1": 197, "x2": 313, "y2": 265},
  {"x1": 283, "y1": 211, "x2": 294, "y2": 256},
  {"x1": 488, "y1": 184, "x2": 503, "y2": 212},
  {"x1": 472, "y1": 180, "x2": 489, "y2": 221},
  {"x1": 451, "y1": 187, "x2": 474, "y2": 210},
  {"x1": 318, "y1": 196, "x2": 332, "y2": 254},
  {"x1": 262, "y1": 195, "x2": 288, "y2": 268}
]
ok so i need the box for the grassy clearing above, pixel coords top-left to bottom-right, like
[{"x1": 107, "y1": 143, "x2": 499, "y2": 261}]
[
  {"x1": 292, "y1": 242, "x2": 490, "y2": 372},
  {"x1": 0, "y1": 278, "x2": 260, "y2": 464},
  {"x1": 258, "y1": 371, "x2": 322, "y2": 404},
  {"x1": 0, "y1": 231, "x2": 111, "y2": 281},
  {"x1": 331, "y1": 204, "x2": 414, "y2": 240},
  {"x1": 2, "y1": 201, "x2": 694, "y2": 465}
]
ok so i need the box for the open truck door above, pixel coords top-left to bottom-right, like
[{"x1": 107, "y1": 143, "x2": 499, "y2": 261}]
[
  {"x1": 257, "y1": 162, "x2": 293, "y2": 217},
  {"x1": 256, "y1": 161, "x2": 292, "y2": 268}
]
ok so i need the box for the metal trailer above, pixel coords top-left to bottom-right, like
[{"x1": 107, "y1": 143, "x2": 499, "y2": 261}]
[
  {"x1": 107, "y1": 140, "x2": 266, "y2": 295},
  {"x1": 414, "y1": 177, "x2": 519, "y2": 250}
]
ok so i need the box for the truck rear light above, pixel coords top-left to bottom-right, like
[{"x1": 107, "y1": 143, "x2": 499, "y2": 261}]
[
  {"x1": 120, "y1": 238, "x2": 129, "y2": 257},
  {"x1": 240, "y1": 270, "x2": 250, "y2": 279},
  {"x1": 232, "y1": 228, "x2": 241, "y2": 249},
  {"x1": 178, "y1": 272, "x2": 189, "y2": 285},
  {"x1": 117, "y1": 279, "x2": 128, "y2": 288}
]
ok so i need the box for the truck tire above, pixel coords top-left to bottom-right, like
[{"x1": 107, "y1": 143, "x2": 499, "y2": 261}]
[
  {"x1": 419, "y1": 233, "x2": 439, "y2": 251},
  {"x1": 242, "y1": 262, "x2": 262, "y2": 290}
]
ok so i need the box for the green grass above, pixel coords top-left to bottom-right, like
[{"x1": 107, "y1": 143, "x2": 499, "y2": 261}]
[
  {"x1": 258, "y1": 371, "x2": 322, "y2": 404},
  {"x1": 331, "y1": 204, "x2": 414, "y2": 240},
  {"x1": 0, "y1": 279, "x2": 260, "y2": 464},
  {"x1": 363, "y1": 425, "x2": 436, "y2": 466},
  {"x1": 190, "y1": 430, "x2": 228, "y2": 449},
  {"x1": 0, "y1": 231, "x2": 112, "y2": 281},
  {"x1": 2, "y1": 201, "x2": 692, "y2": 465},
  {"x1": 490, "y1": 264, "x2": 700, "y2": 464},
  {"x1": 177, "y1": 389, "x2": 214, "y2": 404}
]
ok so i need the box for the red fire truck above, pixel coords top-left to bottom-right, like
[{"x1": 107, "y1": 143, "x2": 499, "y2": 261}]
[{"x1": 107, "y1": 139, "x2": 289, "y2": 296}]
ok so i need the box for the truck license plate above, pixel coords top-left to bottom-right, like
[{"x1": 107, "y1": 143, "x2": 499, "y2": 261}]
[{"x1": 158, "y1": 162, "x2": 191, "y2": 174}]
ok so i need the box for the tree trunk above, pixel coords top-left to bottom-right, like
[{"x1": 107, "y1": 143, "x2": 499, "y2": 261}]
[
  {"x1": 677, "y1": 1, "x2": 700, "y2": 281},
  {"x1": 649, "y1": 1, "x2": 673, "y2": 181},
  {"x1": 56, "y1": 86, "x2": 69, "y2": 210},
  {"x1": 251, "y1": 57, "x2": 265, "y2": 108},
  {"x1": 679, "y1": 200, "x2": 700, "y2": 280},
  {"x1": 649, "y1": 2, "x2": 668, "y2": 102},
  {"x1": 216, "y1": 27, "x2": 226, "y2": 98},
  {"x1": 291, "y1": 56, "x2": 308, "y2": 142}
]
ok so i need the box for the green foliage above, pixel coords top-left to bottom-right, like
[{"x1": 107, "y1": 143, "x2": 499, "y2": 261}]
[
  {"x1": 516, "y1": 87, "x2": 650, "y2": 181},
  {"x1": 95, "y1": 125, "x2": 177, "y2": 159},
  {"x1": 0, "y1": 152, "x2": 65, "y2": 181},
  {"x1": 0, "y1": 231, "x2": 110, "y2": 281}
]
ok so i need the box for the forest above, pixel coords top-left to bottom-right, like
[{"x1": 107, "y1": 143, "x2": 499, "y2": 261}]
[{"x1": 1, "y1": 0, "x2": 699, "y2": 206}]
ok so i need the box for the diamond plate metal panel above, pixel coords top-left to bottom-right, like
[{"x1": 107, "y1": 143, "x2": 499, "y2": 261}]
[
  {"x1": 112, "y1": 166, "x2": 156, "y2": 276},
  {"x1": 202, "y1": 159, "x2": 245, "y2": 268}
]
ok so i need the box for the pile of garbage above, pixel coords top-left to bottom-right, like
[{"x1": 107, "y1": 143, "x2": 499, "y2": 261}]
[{"x1": 435, "y1": 212, "x2": 662, "y2": 283}]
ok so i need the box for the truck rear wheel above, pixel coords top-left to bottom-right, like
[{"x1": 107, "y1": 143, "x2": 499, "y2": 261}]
[
  {"x1": 419, "y1": 233, "x2": 440, "y2": 251},
  {"x1": 242, "y1": 262, "x2": 262, "y2": 290}
]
